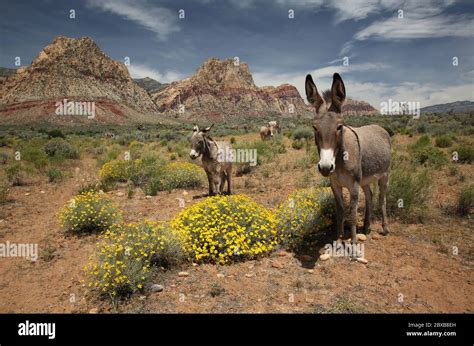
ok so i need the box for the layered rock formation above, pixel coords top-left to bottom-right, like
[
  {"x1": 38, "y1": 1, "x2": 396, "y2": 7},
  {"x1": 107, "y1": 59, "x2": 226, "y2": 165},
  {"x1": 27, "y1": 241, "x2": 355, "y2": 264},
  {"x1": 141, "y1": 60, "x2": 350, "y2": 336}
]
[
  {"x1": 151, "y1": 58, "x2": 310, "y2": 118},
  {"x1": 0, "y1": 36, "x2": 158, "y2": 124}
]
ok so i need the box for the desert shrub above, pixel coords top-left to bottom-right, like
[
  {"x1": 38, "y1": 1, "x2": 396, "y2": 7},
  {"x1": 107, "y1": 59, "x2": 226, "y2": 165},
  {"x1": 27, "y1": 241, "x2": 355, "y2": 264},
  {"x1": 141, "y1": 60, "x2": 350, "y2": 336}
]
[
  {"x1": 410, "y1": 145, "x2": 448, "y2": 168},
  {"x1": 21, "y1": 146, "x2": 49, "y2": 169},
  {"x1": 84, "y1": 220, "x2": 185, "y2": 299},
  {"x1": 47, "y1": 129, "x2": 65, "y2": 138},
  {"x1": 0, "y1": 152, "x2": 8, "y2": 164},
  {"x1": 293, "y1": 127, "x2": 313, "y2": 140},
  {"x1": 275, "y1": 187, "x2": 335, "y2": 251},
  {"x1": 230, "y1": 137, "x2": 236, "y2": 144},
  {"x1": 292, "y1": 139, "x2": 303, "y2": 150},
  {"x1": 385, "y1": 168, "x2": 432, "y2": 220},
  {"x1": 435, "y1": 135, "x2": 453, "y2": 148},
  {"x1": 4, "y1": 163, "x2": 27, "y2": 186},
  {"x1": 145, "y1": 162, "x2": 206, "y2": 193},
  {"x1": 98, "y1": 159, "x2": 140, "y2": 184},
  {"x1": 44, "y1": 139, "x2": 79, "y2": 159},
  {"x1": 46, "y1": 167, "x2": 63, "y2": 183},
  {"x1": 457, "y1": 184, "x2": 473, "y2": 216},
  {"x1": 171, "y1": 194, "x2": 277, "y2": 264},
  {"x1": 0, "y1": 178, "x2": 9, "y2": 204},
  {"x1": 58, "y1": 192, "x2": 122, "y2": 234},
  {"x1": 453, "y1": 144, "x2": 474, "y2": 164}
]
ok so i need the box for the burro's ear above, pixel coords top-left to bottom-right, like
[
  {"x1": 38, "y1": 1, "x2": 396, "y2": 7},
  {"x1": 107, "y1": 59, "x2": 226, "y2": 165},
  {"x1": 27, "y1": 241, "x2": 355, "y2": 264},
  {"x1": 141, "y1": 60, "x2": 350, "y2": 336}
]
[
  {"x1": 193, "y1": 124, "x2": 199, "y2": 133},
  {"x1": 202, "y1": 124, "x2": 214, "y2": 133},
  {"x1": 329, "y1": 73, "x2": 346, "y2": 113},
  {"x1": 305, "y1": 74, "x2": 325, "y2": 113}
]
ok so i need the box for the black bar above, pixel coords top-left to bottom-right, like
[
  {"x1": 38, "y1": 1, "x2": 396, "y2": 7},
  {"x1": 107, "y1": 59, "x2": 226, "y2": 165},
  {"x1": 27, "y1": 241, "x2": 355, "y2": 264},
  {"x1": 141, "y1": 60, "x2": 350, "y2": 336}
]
[{"x1": 0, "y1": 313, "x2": 471, "y2": 345}]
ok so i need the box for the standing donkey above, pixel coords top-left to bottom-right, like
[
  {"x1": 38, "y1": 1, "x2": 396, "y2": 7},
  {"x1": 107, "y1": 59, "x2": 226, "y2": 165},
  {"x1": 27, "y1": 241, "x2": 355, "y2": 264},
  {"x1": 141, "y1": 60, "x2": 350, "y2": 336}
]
[
  {"x1": 260, "y1": 121, "x2": 280, "y2": 140},
  {"x1": 305, "y1": 73, "x2": 391, "y2": 246},
  {"x1": 189, "y1": 124, "x2": 232, "y2": 196}
]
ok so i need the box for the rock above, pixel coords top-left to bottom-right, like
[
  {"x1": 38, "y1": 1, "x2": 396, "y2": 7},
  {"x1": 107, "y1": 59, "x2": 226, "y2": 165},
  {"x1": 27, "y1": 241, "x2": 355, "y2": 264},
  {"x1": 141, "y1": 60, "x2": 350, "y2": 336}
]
[
  {"x1": 356, "y1": 234, "x2": 367, "y2": 241},
  {"x1": 245, "y1": 273, "x2": 255, "y2": 278},
  {"x1": 178, "y1": 271, "x2": 189, "y2": 277},
  {"x1": 192, "y1": 263, "x2": 198, "y2": 267},
  {"x1": 88, "y1": 308, "x2": 99, "y2": 314},
  {"x1": 182, "y1": 191, "x2": 188, "y2": 195},
  {"x1": 277, "y1": 251, "x2": 287, "y2": 257},
  {"x1": 217, "y1": 273, "x2": 225, "y2": 278},
  {"x1": 319, "y1": 253, "x2": 331, "y2": 261},
  {"x1": 150, "y1": 284, "x2": 164, "y2": 293},
  {"x1": 116, "y1": 192, "x2": 124, "y2": 197},
  {"x1": 25, "y1": 193, "x2": 30, "y2": 196},
  {"x1": 307, "y1": 269, "x2": 314, "y2": 273},
  {"x1": 40, "y1": 190, "x2": 45, "y2": 194},
  {"x1": 271, "y1": 261, "x2": 284, "y2": 269},
  {"x1": 99, "y1": 190, "x2": 105, "y2": 195},
  {"x1": 356, "y1": 257, "x2": 368, "y2": 264},
  {"x1": 145, "y1": 195, "x2": 152, "y2": 199},
  {"x1": 139, "y1": 295, "x2": 147, "y2": 300},
  {"x1": 372, "y1": 233, "x2": 382, "y2": 240}
]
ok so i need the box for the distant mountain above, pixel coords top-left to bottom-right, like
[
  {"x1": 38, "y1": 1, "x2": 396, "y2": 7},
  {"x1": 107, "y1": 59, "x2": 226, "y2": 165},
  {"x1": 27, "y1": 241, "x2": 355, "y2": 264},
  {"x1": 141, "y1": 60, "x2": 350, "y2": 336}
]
[
  {"x1": 151, "y1": 57, "x2": 311, "y2": 119},
  {"x1": 421, "y1": 101, "x2": 474, "y2": 113},
  {"x1": 0, "y1": 36, "x2": 159, "y2": 124},
  {"x1": 134, "y1": 77, "x2": 168, "y2": 94}
]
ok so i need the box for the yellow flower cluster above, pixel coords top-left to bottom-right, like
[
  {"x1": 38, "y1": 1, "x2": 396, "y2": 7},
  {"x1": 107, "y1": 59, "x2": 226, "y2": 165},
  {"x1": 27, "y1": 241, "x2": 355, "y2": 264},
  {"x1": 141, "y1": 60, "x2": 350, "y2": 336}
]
[
  {"x1": 275, "y1": 187, "x2": 335, "y2": 250},
  {"x1": 57, "y1": 191, "x2": 122, "y2": 234},
  {"x1": 84, "y1": 219, "x2": 185, "y2": 297},
  {"x1": 170, "y1": 194, "x2": 277, "y2": 264},
  {"x1": 160, "y1": 162, "x2": 206, "y2": 189},
  {"x1": 98, "y1": 159, "x2": 142, "y2": 183}
]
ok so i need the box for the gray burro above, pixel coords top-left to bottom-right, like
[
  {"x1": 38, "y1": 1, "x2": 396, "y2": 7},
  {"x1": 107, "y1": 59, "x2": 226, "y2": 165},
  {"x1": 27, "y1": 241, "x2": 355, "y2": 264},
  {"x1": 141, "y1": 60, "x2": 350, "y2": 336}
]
[{"x1": 305, "y1": 72, "x2": 392, "y2": 248}]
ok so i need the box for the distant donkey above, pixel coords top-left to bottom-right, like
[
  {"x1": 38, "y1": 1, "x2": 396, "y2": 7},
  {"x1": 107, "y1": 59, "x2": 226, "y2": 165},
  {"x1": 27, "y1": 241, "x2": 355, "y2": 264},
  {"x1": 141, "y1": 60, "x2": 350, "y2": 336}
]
[
  {"x1": 260, "y1": 121, "x2": 281, "y2": 140},
  {"x1": 189, "y1": 124, "x2": 232, "y2": 196},
  {"x1": 305, "y1": 73, "x2": 391, "y2": 245}
]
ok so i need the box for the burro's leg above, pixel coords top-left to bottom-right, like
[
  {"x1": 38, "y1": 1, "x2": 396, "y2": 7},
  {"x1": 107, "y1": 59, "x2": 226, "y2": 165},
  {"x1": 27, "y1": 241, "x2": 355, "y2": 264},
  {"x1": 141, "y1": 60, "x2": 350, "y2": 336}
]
[
  {"x1": 362, "y1": 184, "x2": 373, "y2": 234},
  {"x1": 347, "y1": 182, "x2": 360, "y2": 246},
  {"x1": 206, "y1": 171, "x2": 214, "y2": 196},
  {"x1": 331, "y1": 183, "x2": 345, "y2": 240},
  {"x1": 378, "y1": 174, "x2": 390, "y2": 235},
  {"x1": 219, "y1": 171, "x2": 226, "y2": 194},
  {"x1": 226, "y1": 165, "x2": 232, "y2": 195}
]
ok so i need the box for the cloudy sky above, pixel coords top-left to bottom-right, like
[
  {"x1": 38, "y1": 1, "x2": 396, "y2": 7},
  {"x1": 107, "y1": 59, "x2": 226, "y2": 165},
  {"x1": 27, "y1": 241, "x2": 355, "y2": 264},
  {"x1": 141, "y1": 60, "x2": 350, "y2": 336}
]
[{"x1": 1, "y1": 0, "x2": 473, "y2": 108}]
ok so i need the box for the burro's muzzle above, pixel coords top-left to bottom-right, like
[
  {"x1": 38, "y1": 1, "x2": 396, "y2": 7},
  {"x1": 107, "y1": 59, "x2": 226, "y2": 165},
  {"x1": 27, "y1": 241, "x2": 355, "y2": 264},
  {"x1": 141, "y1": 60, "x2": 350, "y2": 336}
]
[
  {"x1": 317, "y1": 148, "x2": 336, "y2": 177},
  {"x1": 189, "y1": 149, "x2": 199, "y2": 159}
]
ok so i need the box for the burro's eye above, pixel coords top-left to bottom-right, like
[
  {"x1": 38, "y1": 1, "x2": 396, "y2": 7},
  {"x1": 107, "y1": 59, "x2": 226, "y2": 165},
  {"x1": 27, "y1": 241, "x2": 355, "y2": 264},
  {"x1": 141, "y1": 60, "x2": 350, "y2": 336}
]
[{"x1": 337, "y1": 124, "x2": 343, "y2": 132}]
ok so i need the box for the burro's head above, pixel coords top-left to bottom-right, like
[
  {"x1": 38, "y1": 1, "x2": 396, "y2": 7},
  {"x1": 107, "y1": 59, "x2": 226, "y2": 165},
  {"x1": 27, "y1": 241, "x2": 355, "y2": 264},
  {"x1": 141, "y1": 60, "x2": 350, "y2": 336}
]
[
  {"x1": 189, "y1": 124, "x2": 213, "y2": 159},
  {"x1": 305, "y1": 73, "x2": 346, "y2": 177}
]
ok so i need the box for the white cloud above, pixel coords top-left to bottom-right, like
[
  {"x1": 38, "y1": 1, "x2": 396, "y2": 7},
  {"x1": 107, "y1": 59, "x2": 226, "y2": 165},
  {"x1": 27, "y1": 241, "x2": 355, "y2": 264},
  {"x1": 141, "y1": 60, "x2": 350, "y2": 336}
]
[
  {"x1": 254, "y1": 65, "x2": 473, "y2": 108},
  {"x1": 128, "y1": 63, "x2": 183, "y2": 83},
  {"x1": 86, "y1": 0, "x2": 179, "y2": 41}
]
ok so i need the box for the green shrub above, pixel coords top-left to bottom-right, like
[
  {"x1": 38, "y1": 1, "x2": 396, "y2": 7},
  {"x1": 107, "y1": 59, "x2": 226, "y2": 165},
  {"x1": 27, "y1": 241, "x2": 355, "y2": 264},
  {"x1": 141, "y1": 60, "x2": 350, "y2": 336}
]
[
  {"x1": 0, "y1": 179, "x2": 9, "y2": 204},
  {"x1": 292, "y1": 139, "x2": 303, "y2": 150},
  {"x1": 453, "y1": 145, "x2": 474, "y2": 164},
  {"x1": 44, "y1": 139, "x2": 79, "y2": 159},
  {"x1": 47, "y1": 129, "x2": 65, "y2": 138},
  {"x1": 457, "y1": 184, "x2": 473, "y2": 216},
  {"x1": 46, "y1": 167, "x2": 63, "y2": 183},
  {"x1": 386, "y1": 168, "x2": 432, "y2": 220},
  {"x1": 275, "y1": 187, "x2": 335, "y2": 251},
  {"x1": 410, "y1": 145, "x2": 448, "y2": 168},
  {"x1": 5, "y1": 163, "x2": 27, "y2": 186},
  {"x1": 435, "y1": 135, "x2": 453, "y2": 148},
  {"x1": 293, "y1": 127, "x2": 313, "y2": 140},
  {"x1": 58, "y1": 191, "x2": 122, "y2": 234},
  {"x1": 21, "y1": 146, "x2": 49, "y2": 169}
]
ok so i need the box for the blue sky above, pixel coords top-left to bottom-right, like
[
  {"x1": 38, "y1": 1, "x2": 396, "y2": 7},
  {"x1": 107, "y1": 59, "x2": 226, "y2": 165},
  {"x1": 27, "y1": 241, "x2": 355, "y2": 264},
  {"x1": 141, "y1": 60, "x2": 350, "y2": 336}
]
[{"x1": 1, "y1": 0, "x2": 473, "y2": 107}]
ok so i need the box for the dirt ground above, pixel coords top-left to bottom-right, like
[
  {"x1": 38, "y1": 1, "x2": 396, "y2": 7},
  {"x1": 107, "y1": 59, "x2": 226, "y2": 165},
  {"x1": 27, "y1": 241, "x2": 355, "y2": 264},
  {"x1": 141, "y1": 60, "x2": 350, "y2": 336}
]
[{"x1": 0, "y1": 134, "x2": 472, "y2": 313}]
